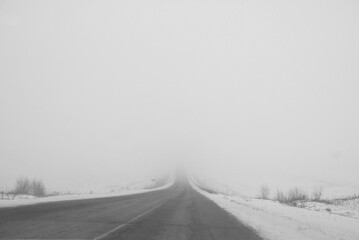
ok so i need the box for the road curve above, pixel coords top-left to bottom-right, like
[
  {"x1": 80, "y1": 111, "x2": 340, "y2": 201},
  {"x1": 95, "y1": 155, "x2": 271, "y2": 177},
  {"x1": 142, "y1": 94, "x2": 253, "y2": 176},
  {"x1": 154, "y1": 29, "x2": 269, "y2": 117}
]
[{"x1": 0, "y1": 177, "x2": 262, "y2": 240}]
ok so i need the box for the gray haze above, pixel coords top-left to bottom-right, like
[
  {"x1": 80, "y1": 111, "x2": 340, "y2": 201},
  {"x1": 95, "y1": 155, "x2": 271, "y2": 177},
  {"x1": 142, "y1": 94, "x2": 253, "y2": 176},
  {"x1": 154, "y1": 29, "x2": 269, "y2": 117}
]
[{"x1": 1, "y1": 0, "x2": 359, "y2": 191}]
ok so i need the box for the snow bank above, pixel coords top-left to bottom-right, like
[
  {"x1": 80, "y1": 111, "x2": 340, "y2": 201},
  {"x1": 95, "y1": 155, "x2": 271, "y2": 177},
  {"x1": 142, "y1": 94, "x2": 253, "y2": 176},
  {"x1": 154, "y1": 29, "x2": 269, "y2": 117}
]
[
  {"x1": 0, "y1": 173, "x2": 174, "y2": 209},
  {"x1": 191, "y1": 178, "x2": 359, "y2": 240}
]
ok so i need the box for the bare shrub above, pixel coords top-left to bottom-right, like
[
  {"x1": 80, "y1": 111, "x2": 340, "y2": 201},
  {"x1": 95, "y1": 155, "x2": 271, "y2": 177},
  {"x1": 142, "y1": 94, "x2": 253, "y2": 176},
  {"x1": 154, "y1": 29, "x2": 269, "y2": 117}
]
[
  {"x1": 332, "y1": 194, "x2": 359, "y2": 204},
  {"x1": 30, "y1": 179, "x2": 46, "y2": 197},
  {"x1": 14, "y1": 177, "x2": 46, "y2": 197},
  {"x1": 312, "y1": 186, "x2": 323, "y2": 201},
  {"x1": 14, "y1": 177, "x2": 31, "y2": 195},
  {"x1": 274, "y1": 189, "x2": 287, "y2": 203},
  {"x1": 258, "y1": 184, "x2": 270, "y2": 199},
  {"x1": 287, "y1": 187, "x2": 308, "y2": 202},
  {"x1": 345, "y1": 194, "x2": 359, "y2": 200},
  {"x1": 336, "y1": 194, "x2": 359, "y2": 201}
]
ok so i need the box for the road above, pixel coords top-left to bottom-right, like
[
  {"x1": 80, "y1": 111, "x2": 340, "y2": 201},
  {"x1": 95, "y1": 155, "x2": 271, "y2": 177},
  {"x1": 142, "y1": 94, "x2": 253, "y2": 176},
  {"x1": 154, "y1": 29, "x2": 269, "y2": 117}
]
[{"x1": 0, "y1": 177, "x2": 262, "y2": 240}]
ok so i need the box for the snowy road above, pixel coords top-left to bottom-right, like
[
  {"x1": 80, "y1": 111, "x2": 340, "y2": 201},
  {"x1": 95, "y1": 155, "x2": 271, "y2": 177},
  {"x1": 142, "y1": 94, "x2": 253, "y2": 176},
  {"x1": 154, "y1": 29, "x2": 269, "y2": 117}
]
[{"x1": 0, "y1": 177, "x2": 261, "y2": 240}]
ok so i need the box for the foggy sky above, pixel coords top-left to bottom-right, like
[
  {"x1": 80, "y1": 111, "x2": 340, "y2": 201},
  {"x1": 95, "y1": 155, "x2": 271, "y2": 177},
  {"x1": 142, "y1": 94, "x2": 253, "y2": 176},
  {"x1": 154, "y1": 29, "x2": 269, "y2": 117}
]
[{"x1": 1, "y1": 0, "x2": 359, "y2": 191}]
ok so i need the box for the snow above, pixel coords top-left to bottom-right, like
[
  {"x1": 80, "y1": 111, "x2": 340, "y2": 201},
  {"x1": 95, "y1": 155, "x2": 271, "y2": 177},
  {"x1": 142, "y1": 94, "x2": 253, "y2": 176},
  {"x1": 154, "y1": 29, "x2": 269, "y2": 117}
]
[
  {"x1": 0, "y1": 173, "x2": 174, "y2": 209},
  {"x1": 190, "y1": 177, "x2": 359, "y2": 240},
  {"x1": 190, "y1": 168, "x2": 359, "y2": 199},
  {"x1": 300, "y1": 198, "x2": 359, "y2": 220}
]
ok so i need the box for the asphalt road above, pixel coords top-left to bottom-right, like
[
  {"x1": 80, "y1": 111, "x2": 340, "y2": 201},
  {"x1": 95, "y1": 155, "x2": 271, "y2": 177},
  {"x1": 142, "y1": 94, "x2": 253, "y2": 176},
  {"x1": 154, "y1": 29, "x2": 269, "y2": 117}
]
[{"x1": 0, "y1": 178, "x2": 262, "y2": 240}]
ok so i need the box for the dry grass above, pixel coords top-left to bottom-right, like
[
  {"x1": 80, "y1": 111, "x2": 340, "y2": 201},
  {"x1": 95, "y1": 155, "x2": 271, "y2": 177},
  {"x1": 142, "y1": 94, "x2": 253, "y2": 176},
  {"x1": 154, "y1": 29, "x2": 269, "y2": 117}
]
[
  {"x1": 272, "y1": 187, "x2": 308, "y2": 205},
  {"x1": 312, "y1": 186, "x2": 323, "y2": 201},
  {"x1": 258, "y1": 184, "x2": 270, "y2": 199}
]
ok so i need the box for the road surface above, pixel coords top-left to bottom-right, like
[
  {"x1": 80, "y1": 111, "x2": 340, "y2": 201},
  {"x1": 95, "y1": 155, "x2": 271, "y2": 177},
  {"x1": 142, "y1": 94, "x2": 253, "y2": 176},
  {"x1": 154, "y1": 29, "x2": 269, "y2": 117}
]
[{"x1": 0, "y1": 177, "x2": 262, "y2": 240}]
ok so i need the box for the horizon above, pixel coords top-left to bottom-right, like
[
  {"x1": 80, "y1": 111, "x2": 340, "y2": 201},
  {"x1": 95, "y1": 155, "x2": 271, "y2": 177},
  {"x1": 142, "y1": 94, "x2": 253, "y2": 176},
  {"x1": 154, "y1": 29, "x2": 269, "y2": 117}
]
[{"x1": 1, "y1": 0, "x2": 359, "y2": 193}]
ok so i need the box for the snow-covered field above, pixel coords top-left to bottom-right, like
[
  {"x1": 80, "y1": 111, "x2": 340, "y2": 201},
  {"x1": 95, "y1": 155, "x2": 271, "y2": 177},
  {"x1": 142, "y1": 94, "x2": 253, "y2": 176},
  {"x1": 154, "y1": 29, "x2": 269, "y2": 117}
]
[
  {"x1": 193, "y1": 172, "x2": 359, "y2": 200},
  {"x1": 189, "y1": 165, "x2": 359, "y2": 200},
  {"x1": 191, "y1": 177, "x2": 359, "y2": 240},
  {"x1": 0, "y1": 174, "x2": 174, "y2": 209}
]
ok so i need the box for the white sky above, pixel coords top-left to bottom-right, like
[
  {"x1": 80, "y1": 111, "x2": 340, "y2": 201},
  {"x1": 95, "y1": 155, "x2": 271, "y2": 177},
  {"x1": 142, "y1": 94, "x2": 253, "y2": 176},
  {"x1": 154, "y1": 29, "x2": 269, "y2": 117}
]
[{"x1": 1, "y1": 0, "x2": 359, "y2": 191}]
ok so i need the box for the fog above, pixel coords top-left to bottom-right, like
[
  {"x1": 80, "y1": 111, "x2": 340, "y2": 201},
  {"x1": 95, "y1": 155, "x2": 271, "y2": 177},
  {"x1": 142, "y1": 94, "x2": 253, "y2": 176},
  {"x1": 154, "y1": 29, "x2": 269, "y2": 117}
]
[{"x1": 1, "y1": 0, "x2": 359, "y2": 192}]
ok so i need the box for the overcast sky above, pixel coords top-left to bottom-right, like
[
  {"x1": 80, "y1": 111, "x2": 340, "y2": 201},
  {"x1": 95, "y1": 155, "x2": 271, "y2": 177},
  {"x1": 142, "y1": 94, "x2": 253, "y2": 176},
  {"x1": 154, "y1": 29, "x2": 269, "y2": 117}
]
[{"x1": 1, "y1": 0, "x2": 359, "y2": 191}]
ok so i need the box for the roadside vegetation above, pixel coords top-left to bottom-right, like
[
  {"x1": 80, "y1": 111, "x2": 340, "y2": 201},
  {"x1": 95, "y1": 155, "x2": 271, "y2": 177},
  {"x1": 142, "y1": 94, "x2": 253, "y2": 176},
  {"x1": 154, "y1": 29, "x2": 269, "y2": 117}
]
[
  {"x1": 13, "y1": 177, "x2": 46, "y2": 197},
  {"x1": 258, "y1": 184, "x2": 326, "y2": 206},
  {"x1": 254, "y1": 184, "x2": 359, "y2": 219},
  {"x1": 258, "y1": 184, "x2": 270, "y2": 199},
  {"x1": 0, "y1": 177, "x2": 47, "y2": 199}
]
